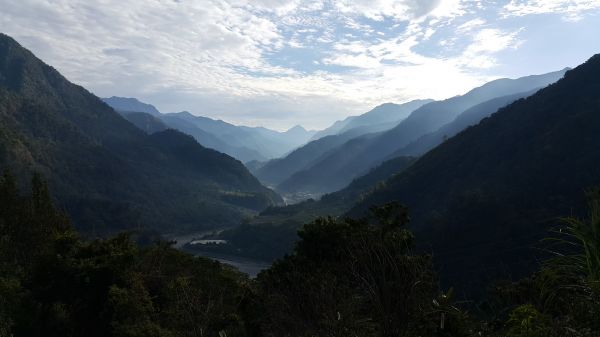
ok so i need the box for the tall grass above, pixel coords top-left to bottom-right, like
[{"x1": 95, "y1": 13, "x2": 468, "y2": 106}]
[{"x1": 547, "y1": 189, "x2": 600, "y2": 288}]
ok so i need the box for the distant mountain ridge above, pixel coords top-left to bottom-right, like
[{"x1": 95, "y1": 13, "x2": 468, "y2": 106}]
[
  {"x1": 102, "y1": 96, "x2": 161, "y2": 116},
  {"x1": 119, "y1": 111, "x2": 169, "y2": 134},
  {"x1": 0, "y1": 33, "x2": 281, "y2": 234},
  {"x1": 202, "y1": 155, "x2": 418, "y2": 261},
  {"x1": 253, "y1": 128, "x2": 376, "y2": 187},
  {"x1": 275, "y1": 68, "x2": 568, "y2": 198},
  {"x1": 102, "y1": 97, "x2": 316, "y2": 162},
  {"x1": 395, "y1": 89, "x2": 538, "y2": 157},
  {"x1": 205, "y1": 55, "x2": 600, "y2": 298},
  {"x1": 254, "y1": 99, "x2": 432, "y2": 187},
  {"x1": 310, "y1": 99, "x2": 433, "y2": 141},
  {"x1": 347, "y1": 56, "x2": 600, "y2": 292}
]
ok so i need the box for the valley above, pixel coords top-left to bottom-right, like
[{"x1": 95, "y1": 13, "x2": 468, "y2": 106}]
[{"x1": 2, "y1": 2, "x2": 600, "y2": 334}]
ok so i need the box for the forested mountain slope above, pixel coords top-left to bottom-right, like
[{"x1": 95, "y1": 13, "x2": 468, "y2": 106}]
[
  {"x1": 350, "y1": 55, "x2": 600, "y2": 291},
  {"x1": 119, "y1": 111, "x2": 168, "y2": 134},
  {"x1": 276, "y1": 69, "x2": 567, "y2": 197},
  {"x1": 0, "y1": 33, "x2": 281, "y2": 234},
  {"x1": 396, "y1": 89, "x2": 538, "y2": 156},
  {"x1": 254, "y1": 100, "x2": 430, "y2": 187},
  {"x1": 104, "y1": 99, "x2": 315, "y2": 162}
]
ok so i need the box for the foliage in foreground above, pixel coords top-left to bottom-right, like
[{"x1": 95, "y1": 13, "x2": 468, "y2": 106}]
[
  {"x1": 0, "y1": 172, "x2": 250, "y2": 337},
  {"x1": 249, "y1": 202, "x2": 469, "y2": 337},
  {"x1": 1, "y1": 172, "x2": 599, "y2": 336}
]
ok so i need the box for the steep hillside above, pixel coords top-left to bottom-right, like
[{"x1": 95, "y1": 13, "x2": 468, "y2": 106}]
[
  {"x1": 102, "y1": 99, "x2": 315, "y2": 162},
  {"x1": 158, "y1": 112, "x2": 266, "y2": 163},
  {"x1": 200, "y1": 155, "x2": 417, "y2": 261},
  {"x1": 120, "y1": 111, "x2": 168, "y2": 134},
  {"x1": 255, "y1": 100, "x2": 431, "y2": 187},
  {"x1": 278, "y1": 69, "x2": 567, "y2": 197},
  {"x1": 0, "y1": 33, "x2": 281, "y2": 234},
  {"x1": 365, "y1": 69, "x2": 568, "y2": 162},
  {"x1": 254, "y1": 129, "x2": 370, "y2": 186},
  {"x1": 162, "y1": 111, "x2": 313, "y2": 160},
  {"x1": 277, "y1": 133, "x2": 378, "y2": 195},
  {"x1": 350, "y1": 55, "x2": 600, "y2": 292},
  {"x1": 394, "y1": 89, "x2": 537, "y2": 156}
]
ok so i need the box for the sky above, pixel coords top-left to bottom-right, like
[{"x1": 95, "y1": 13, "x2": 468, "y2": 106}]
[{"x1": 1, "y1": 0, "x2": 600, "y2": 131}]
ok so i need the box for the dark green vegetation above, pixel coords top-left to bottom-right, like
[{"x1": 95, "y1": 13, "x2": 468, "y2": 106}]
[
  {"x1": 350, "y1": 54, "x2": 600, "y2": 293},
  {"x1": 1, "y1": 173, "x2": 598, "y2": 336},
  {"x1": 2, "y1": 30, "x2": 599, "y2": 336},
  {"x1": 396, "y1": 89, "x2": 537, "y2": 157},
  {"x1": 119, "y1": 111, "x2": 168, "y2": 134},
  {"x1": 193, "y1": 156, "x2": 417, "y2": 261},
  {"x1": 0, "y1": 33, "x2": 281, "y2": 235},
  {"x1": 157, "y1": 111, "x2": 267, "y2": 163},
  {"x1": 0, "y1": 173, "x2": 253, "y2": 336},
  {"x1": 268, "y1": 69, "x2": 567, "y2": 198},
  {"x1": 202, "y1": 54, "x2": 600, "y2": 299}
]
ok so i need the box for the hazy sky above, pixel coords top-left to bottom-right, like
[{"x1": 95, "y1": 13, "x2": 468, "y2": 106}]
[{"x1": 2, "y1": 0, "x2": 599, "y2": 130}]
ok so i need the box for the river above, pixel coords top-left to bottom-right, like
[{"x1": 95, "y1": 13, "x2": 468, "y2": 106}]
[{"x1": 166, "y1": 230, "x2": 271, "y2": 278}]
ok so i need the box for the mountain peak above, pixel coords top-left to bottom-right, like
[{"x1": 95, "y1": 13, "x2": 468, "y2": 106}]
[
  {"x1": 102, "y1": 96, "x2": 161, "y2": 116},
  {"x1": 0, "y1": 33, "x2": 282, "y2": 232},
  {"x1": 286, "y1": 125, "x2": 307, "y2": 133}
]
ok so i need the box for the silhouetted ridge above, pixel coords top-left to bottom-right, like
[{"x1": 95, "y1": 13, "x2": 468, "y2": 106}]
[
  {"x1": 348, "y1": 54, "x2": 600, "y2": 295},
  {"x1": 272, "y1": 68, "x2": 567, "y2": 198},
  {"x1": 0, "y1": 33, "x2": 281, "y2": 234}
]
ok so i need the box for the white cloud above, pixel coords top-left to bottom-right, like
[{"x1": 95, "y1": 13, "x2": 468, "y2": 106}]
[
  {"x1": 1, "y1": 0, "x2": 583, "y2": 130},
  {"x1": 333, "y1": 0, "x2": 471, "y2": 22},
  {"x1": 457, "y1": 28, "x2": 523, "y2": 69},
  {"x1": 456, "y1": 18, "x2": 487, "y2": 32},
  {"x1": 503, "y1": 0, "x2": 600, "y2": 21}
]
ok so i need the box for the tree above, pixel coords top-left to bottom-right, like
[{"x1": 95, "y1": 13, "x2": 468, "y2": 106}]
[{"x1": 253, "y1": 202, "x2": 469, "y2": 337}]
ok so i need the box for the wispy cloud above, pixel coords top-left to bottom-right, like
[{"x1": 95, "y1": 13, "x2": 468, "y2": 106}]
[
  {"x1": 0, "y1": 0, "x2": 597, "y2": 129},
  {"x1": 503, "y1": 0, "x2": 600, "y2": 21}
]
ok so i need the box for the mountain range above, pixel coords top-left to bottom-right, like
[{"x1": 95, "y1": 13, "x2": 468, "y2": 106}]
[
  {"x1": 3, "y1": 29, "x2": 600, "y2": 298},
  {"x1": 266, "y1": 68, "x2": 568, "y2": 198},
  {"x1": 252, "y1": 99, "x2": 432, "y2": 188},
  {"x1": 348, "y1": 56, "x2": 600, "y2": 292},
  {"x1": 0, "y1": 33, "x2": 282, "y2": 234},
  {"x1": 309, "y1": 99, "x2": 433, "y2": 141},
  {"x1": 202, "y1": 54, "x2": 600, "y2": 296},
  {"x1": 102, "y1": 97, "x2": 316, "y2": 163}
]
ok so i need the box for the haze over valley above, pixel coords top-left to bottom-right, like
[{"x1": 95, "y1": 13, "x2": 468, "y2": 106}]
[{"x1": 1, "y1": 1, "x2": 600, "y2": 336}]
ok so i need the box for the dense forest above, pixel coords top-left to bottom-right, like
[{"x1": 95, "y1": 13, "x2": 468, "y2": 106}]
[
  {"x1": 194, "y1": 53, "x2": 600, "y2": 300},
  {"x1": 1, "y1": 173, "x2": 599, "y2": 336},
  {"x1": 0, "y1": 33, "x2": 282, "y2": 235},
  {"x1": 1, "y1": 19, "x2": 600, "y2": 336}
]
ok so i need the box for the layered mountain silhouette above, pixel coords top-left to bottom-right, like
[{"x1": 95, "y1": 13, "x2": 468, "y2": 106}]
[
  {"x1": 395, "y1": 90, "x2": 537, "y2": 157},
  {"x1": 206, "y1": 155, "x2": 418, "y2": 261},
  {"x1": 276, "y1": 68, "x2": 568, "y2": 197},
  {"x1": 252, "y1": 130, "x2": 368, "y2": 187},
  {"x1": 157, "y1": 111, "x2": 267, "y2": 163},
  {"x1": 310, "y1": 99, "x2": 433, "y2": 141},
  {"x1": 102, "y1": 96, "x2": 161, "y2": 116},
  {"x1": 348, "y1": 54, "x2": 600, "y2": 292},
  {"x1": 103, "y1": 98, "x2": 316, "y2": 162},
  {"x1": 119, "y1": 111, "x2": 168, "y2": 134},
  {"x1": 254, "y1": 99, "x2": 431, "y2": 187},
  {"x1": 0, "y1": 33, "x2": 282, "y2": 234},
  {"x1": 207, "y1": 54, "x2": 600, "y2": 296}
]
